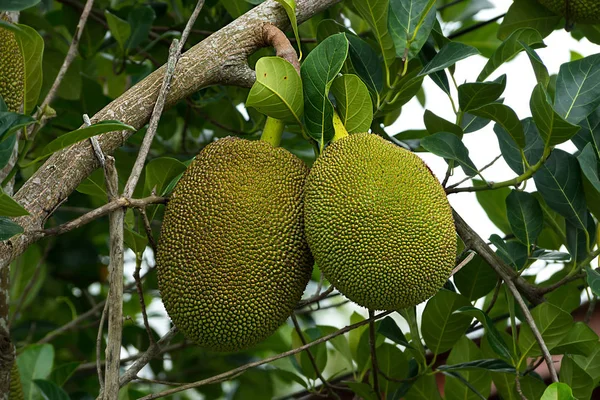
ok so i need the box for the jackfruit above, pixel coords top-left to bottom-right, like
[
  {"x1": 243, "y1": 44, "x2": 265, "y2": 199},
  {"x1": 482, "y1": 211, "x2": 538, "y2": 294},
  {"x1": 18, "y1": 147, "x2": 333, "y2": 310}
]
[
  {"x1": 304, "y1": 133, "x2": 456, "y2": 311},
  {"x1": 9, "y1": 361, "x2": 23, "y2": 400},
  {"x1": 0, "y1": 18, "x2": 24, "y2": 112},
  {"x1": 156, "y1": 137, "x2": 313, "y2": 352},
  {"x1": 538, "y1": 0, "x2": 600, "y2": 23}
]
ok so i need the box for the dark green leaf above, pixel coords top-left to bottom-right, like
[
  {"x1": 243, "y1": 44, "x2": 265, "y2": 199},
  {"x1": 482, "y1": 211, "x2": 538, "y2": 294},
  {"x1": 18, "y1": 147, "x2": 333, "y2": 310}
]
[
  {"x1": 560, "y1": 355, "x2": 594, "y2": 400},
  {"x1": 571, "y1": 343, "x2": 600, "y2": 382},
  {"x1": 530, "y1": 249, "x2": 571, "y2": 262},
  {"x1": 49, "y1": 362, "x2": 80, "y2": 387},
  {"x1": 144, "y1": 157, "x2": 187, "y2": 196},
  {"x1": 489, "y1": 235, "x2": 528, "y2": 270},
  {"x1": 291, "y1": 327, "x2": 327, "y2": 380},
  {"x1": 423, "y1": 110, "x2": 463, "y2": 137},
  {"x1": 533, "y1": 149, "x2": 587, "y2": 231},
  {"x1": 530, "y1": 84, "x2": 581, "y2": 147},
  {"x1": 453, "y1": 255, "x2": 497, "y2": 301},
  {"x1": 0, "y1": 111, "x2": 36, "y2": 142},
  {"x1": 521, "y1": 42, "x2": 550, "y2": 87},
  {"x1": 377, "y1": 317, "x2": 411, "y2": 348},
  {"x1": 506, "y1": 190, "x2": 543, "y2": 248},
  {"x1": 472, "y1": 180, "x2": 511, "y2": 234},
  {"x1": 347, "y1": 34, "x2": 384, "y2": 95},
  {"x1": 437, "y1": 359, "x2": 516, "y2": 374},
  {"x1": 458, "y1": 75, "x2": 506, "y2": 113},
  {"x1": 301, "y1": 33, "x2": 348, "y2": 149},
  {"x1": 405, "y1": 373, "x2": 442, "y2": 400},
  {"x1": 470, "y1": 103, "x2": 525, "y2": 148},
  {"x1": 0, "y1": 216, "x2": 23, "y2": 240},
  {"x1": 497, "y1": 0, "x2": 560, "y2": 40},
  {"x1": 552, "y1": 322, "x2": 598, "y2": 356},
  {"x1": 455, "y1": 306, "x2": 513, "y2": 361},
  {"x1": 461, "y1": 112, "x2": 492, "y2": 133},
  {"x1": 124, "y1": 228, "x2": 148, "y2": 256},
  {"x1": 421, "y1": 290, "x2": 472, "y2": 355},
  {"x1": 419, "y1": 39, "x2": 451, "y2": 95},
  {"x1": 545, "y1": 282, "x2": 580, "y2": 313},
  {"x1": 519, "y1": 302, "x2": 572, "y2": 358},
  {"x1": 444, "y1": 336, "x2": 492, "y2": 400},
  {"x1": 493, "y1": 373, "x2": 547, "y2": 400},
  {"x1": 585, "y1": 266, "x2": 600, "y2": 297},
  {"x1": 442, "y1": 371, "x2": 487, "y2": 400},
  {"x1": 578, "y1": 143, "x2": 600, "y2": 192},
  {"x1": 34, "y1": 379, "x2": 69, "y2": 400},
  {"x1": 346, "y1": 382, "x2": 379, "y2": 400},
  {"x1": 377, "y1": 343, "x2": 408, "y2": 395},
  {"x1": 104, "y1": 11, "x2": 130, "y2": 51},
  {"x1": 478, "y1": 28, "x2": 544, "y2": 82},
  {"x1": 566, "y1": 216, "x2": 595, "y2": 263},
  {"x1": 420, "y1": 132, "x2": 478, "y2": 176},
  {"x1": 0, "y1": 134, "x2": 16, "y2": 169},
  {"x1": 388, "y1": 0, "x2": 436, "y2": 62},
  {"x1": 0, "y1": 0, "x2": 40, "y2": 11},
  {"x1": 126, "y1": 5, "x2": 155, "y2": 51},
  {"x1": 0, "y1": 187, "x2": 29, "y2": 217},
  {"x1": 418, "y1": 42, "x2": 479, "y2": 77},
  {"x1": 555, "y1": 54, "x2": 600, "y2": 124}
]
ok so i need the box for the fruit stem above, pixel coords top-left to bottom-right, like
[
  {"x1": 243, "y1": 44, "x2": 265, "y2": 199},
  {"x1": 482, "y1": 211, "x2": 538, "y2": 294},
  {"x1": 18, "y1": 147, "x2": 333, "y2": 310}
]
[
  {"x1": 260, "y1": 116, "x2": 284, "y2": 147},
  {"x1": 332, "y1": 110, "x2": 349, "y2": 142}
]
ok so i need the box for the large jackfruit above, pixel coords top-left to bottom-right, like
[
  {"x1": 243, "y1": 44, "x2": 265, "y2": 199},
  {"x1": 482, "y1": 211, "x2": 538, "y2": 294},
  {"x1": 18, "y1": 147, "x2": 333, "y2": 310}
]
[
  {"x1": 0, "y1": 18, "x2": 24, "y2": 112},
  {"x1": 538, "y1": 0, "x2": 600, "y2": 23},
  {"x1": 304, "y1": 133, "x2": 456, "y2": 311},
  {"x1": 156, "y1": 137, "x2": 313, "y2": 352}
]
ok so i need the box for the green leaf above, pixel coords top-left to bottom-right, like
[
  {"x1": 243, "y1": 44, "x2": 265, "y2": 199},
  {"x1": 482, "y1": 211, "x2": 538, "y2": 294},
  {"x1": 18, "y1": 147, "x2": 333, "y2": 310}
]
[
  {"x1": 0, "y1": 111, "x2": 36, "y2": 142},
  {"x1": 493, "y1": 373, "x2": 547, "y2": 400},
  {"x1": 105, "y1": 11, "x2": 131, "y2": 51},
  {"x1": 347, "y1": 34, "x2": 384, "y2": 95},
  {"x1": 220, "y1": 0, "x2": 251, "y2": 18},
  {"x1": 571, "y1": 106, "x2": 600, "y2": 154},
  {"x1": 126, "y1": 5, "x2": 156, "y2": 52},
  {"x1": 274, "y1": 0, "x2": 302, "y2": 59},
  {"x1": 541, "y1": 382, "x2": 575, "y2": 400},
  {"x1": 521, "y1": 42, "x2": 550, "y2": 87},
  {"x1": 519, "y1": 302, "x2": 572, "y2": 359},
  {"x1": 0, "y1": 187, "x2": 29, "y2": 216},
  {"x1": 0, "y1": 22, "x2": 44, "y2": 114},
  {"x1": 291, "y1": 327, "x2": 327, "y2": 380},
  {"x1": 346, "y1": 382, "x2": 379, "y2": 400},
  {"x1": 497, "y1": 0, "x2": 560, "y2": 40},
  {"x1": 0, "y1": 134, "x2": 16, "y2": 170},
  {"x1": 377, "y1": 343, "x2": 408, "y2": 396},
  {"x1": 453, "y1": 255, "x2": 497, "y2": 301},
  {"x1": 444, "y1": 336, "x2": 492, "y2": 400},
  {"x1": 30, "y1": 121, "x2": 136, "y2": 164},
  {"x1": 533, "y1": 149, "x2": 588, "y2": 231},
  {"x1": 247, "y1": 57, "x2": 303, "y2": 125},
  {"x1": 405, "y1": 373, "x2": 442, "y2": 400},
  {"x1": 454, "y1": 306, "x2": 513, "y2": 361},
  {"x1": 458, "y1": 75, "x2": 506, "y2": 113},
  {"x1": 34, "y1": 379, "x2": 69, "y2": 400},
  {"x1": 578, "y1": 143, "x2": 600, "y2": 192},
  {"x1": 271, "y1": 368, "x2": 307, "y2": 389},
  {"x1": 76, "y1": 168, "x2": 107, "y2": 199},
  {"x1": 552, "y1": 322, "x2": 598, "y2": 356},
  {"x1": 0, "y1": 216, "x2": 23, "y2": 240},
  {"x1": 585, "y1": 266, "x2": 600, "y2": 297},
  {"x1": 301, "y1": 33, "x2": 348, "y2": 149},
  {"x1": 555, "y1": 54, "x2": 600, "y2": 124},
  {"x1": 505, "y1": 190, "x2": 543, "y2": 248},
  {"x1": 17, "y1": 344, "x2": 54, "y2": 400},
  {"x1": 572, "y1": 343, "x2": 600, "y2": 382},
  {"x1": 437, "y1": 359, "x2": 516, "y2": 374},
  {"x1": 388, "y1": 0, "x2": 437, "y2": 62},
  {"x1": 472, "y1": 179, "x2": 512, "y2": 234},
  {"x1": 477, "y1": 28, "x2": 544, "y2": 82},
  {"x1": 470, "y1": 103, "x2": 525, "y2": 148},
  {"x1": 124, "y1": 228, "x2": 148, "y2": 256},
  {"x1": 49, "y1": 362, "x2": 80, "y2": 387},
  {"x1": 377, "y1": 316, "x2": 411, "y2": 348},
  {"x1": 352, "y1": 0, "x2": 395, "y2": 85},
  {"x1": 489, "y1": 235, "x2": 528, "y2": 270},
  {"x1": 530, "y1": 83, "x2": 581, "y2": 147},
  {"x1": 317, "y1": 325, "x2": 353, "y2": 367},
  {"x1": 421, "y1": 290, "x2": 472, "y2": 355},
  {"x1": 545, "y1": 282, "x2": 580, "y2": 313},
  {"x1": 144, "y1": 157, "x2": 187, "y2": 196},
  {"x1": 560, "y1": 355, "x2": 594, "y2": 400},
  {"x1": 419, "y1": 39, "x2": 451, "y2": 95},
  {"x1": 420, "y1": 132, "x2": 478, "y2": 176},
  {"x1": 418, "y1": 42, "x2": 479, "y2": 77},
  {"x1": 331, "y1": 74, "x2": 373, "y2": 133},
  {"x1": 423, "y1": 110, "x2": 463, "y2": 137},
  {"x1": 0, "y1": 0, "x2": 40, "y2": 11},
  {"x1": 566, "y1": 213, "x2": 595, "y2": 262}
]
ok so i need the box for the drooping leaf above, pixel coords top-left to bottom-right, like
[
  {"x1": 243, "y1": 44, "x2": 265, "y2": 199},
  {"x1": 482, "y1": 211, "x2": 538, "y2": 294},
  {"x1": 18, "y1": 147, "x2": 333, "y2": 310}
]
[
  {"x1": 126, "y1": 5, "x2": 156, "y2": 52},
  {"x1": 565, "y1": 215, "x2": 595, "y2": 263},
  {"x1": 455, "y1": 306, "x2": 513, "y2": 361},
  {"x1": 577, "y1": 143, "x2": 600, "y2": 193},
  {"x1": 347, "y1": 34, "x2": 384, "y2": 95},
  {"x1": 418, "y1": 42, "x2": 479, "y2": 77},
  {"x1": 505, "y1": 190, "x2": 544, "y2": 248},
  {"x1": 560, "y1": 355, "x2": 594, "y2": 400},
  {"x1": 453, "y1": 255, "x2": 497, "y2": 301},
  {"x1": 247, "y1": 57, "x2": 303, "y2": 124},
  {"x1": 331, "y1": 74, "x2": 373, "y2": 133},
  {"x1": 423, "y1": 110, "x2": 463, "y2": 137},
  {"x1": 421, "y1": 290, "x2": 472, "y2": 355},
  {"x1": 0, "y1": 110, "x2": 36, "y2": 143},
  {"x1": 420, "y1": 132, "x2": 478, "y2": 176},
  {"x1": 585, "y1": 266, "x2": 600, "y2": 297},
  {"x1": 301, "y1": 33, "x2": 348, "y2": 150},
  {"x1": 555, "y1": 54, "x2": 600, "y2": 124},
  {"x1": 521, "y1": 42, "x2": 550, "y2": 87},
  {"x1": 0, "y1": 216, "x2": 23, "y2": 240},
  {"x1": 470, "y1": 103, "x2": 525, "y2": 148},
  {"x1": 377, "y1": 317, "x2": 411, "y2": 348},
  {"x1": 437, "y1": 359, "x2": 516, "y2": 374},
  {"x1": 530, "y1": 83, "x2": 581, "y2": 147},
  {"x1": 489, "y1": 235, "x2": 528, "y2": 270},
  {"x1": 388, "y1": 0, "x2": 436, "y2": 63},
  {"x1": 458, "y1": 75, "x2": 506, "y2": 113},
  {"x1": 105, "y1": 11, "x2": 131, "y2": 51},
  {"x1": 0, "y1": 134, "x2": 16, "y2": 170},
  {"x1": 497, "y1": 0, "x2": 560, "y2": 40}
]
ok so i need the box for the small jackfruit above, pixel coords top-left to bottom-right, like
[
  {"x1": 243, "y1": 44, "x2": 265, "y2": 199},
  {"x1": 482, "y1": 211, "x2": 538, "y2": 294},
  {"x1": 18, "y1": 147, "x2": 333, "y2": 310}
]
[
  {"x1": 0, "y1": 19, "x2": 24, "y2": 112},
  {"x1": 9, "y1": 361, "x2": 23, "y2": 400},
  {"x1": 538, "y1": 0, "x2": 600, "y2": 23},
  {"x1": 156, "y1": 137, "x2": 313, "y2": 352},
  {"x1": 304, "y1": 133, "x2": 456, "y2": 311}
]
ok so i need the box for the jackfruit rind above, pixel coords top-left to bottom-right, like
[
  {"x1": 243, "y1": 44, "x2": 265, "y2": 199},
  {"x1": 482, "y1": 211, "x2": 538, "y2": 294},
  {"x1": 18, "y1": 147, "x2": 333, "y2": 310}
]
[
  {"x1": 304, "y1": 133, "x2": 456, "y2": 310},
  {"x1": 0, "y1": 21, "x2": 25, "y2": 112},
  {"x1": 538, "y1": 0, "x2": 600, "y2": 23},
  {"x1": 156, "y1": 137, "x2": 313, "y2": 352}
]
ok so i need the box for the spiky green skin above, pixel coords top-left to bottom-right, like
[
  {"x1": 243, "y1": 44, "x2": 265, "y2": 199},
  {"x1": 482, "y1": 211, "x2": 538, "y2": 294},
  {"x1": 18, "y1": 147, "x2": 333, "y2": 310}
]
[
  {"x1": 538, "y1": 0, "x2": 600, "y2": 23},
  {"x1": 157, "y1": 137, "x2": 313, "y2": 352},
  {"x1": 0, "y1": 23, "x2": 24, "y2": 112},
  {"x1": 9, "y1": 361, "x2": 24, "y2": 400},
  {"x1": 304, "y1": 133, "x2": 456, "y2": 311}
]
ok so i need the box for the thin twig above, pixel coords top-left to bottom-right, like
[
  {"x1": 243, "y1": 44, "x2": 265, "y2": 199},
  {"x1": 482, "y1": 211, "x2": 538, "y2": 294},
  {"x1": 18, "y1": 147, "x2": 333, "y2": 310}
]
[
  {"x1": 41, "y1": 196, "x2": 168, "y2": 237},
  {"x1": 515, "y1": 374, "x2": 528, "y2": 400},
  {"x1": 138, "y1": 207, "x2": 157, "y2": 254},
  {"x1": 96, "y1": 300, "x2": 109, "y2": 390},
  {"x1": 138, "y1": 311, "x2": 394, "y2": 400},
  {"x1": 468, "y1": 279, "x2": 502, "y2": 331},
  {"x1": 523, "y1": 357, "x2": 544, "y2": 376},
  {"x1": 296, "y1": 286, "x2": 335, "y2": 308},
  {"x1": 504, "y1": 279, "x2": 558, "y2": 382},
  {"x1": 585, "y1": 296, "x2": 597, "y2": 324},
  {"x1": 134, "y1": 256, "x2": 155, "y2": 345},
  {"x1": 368, "y1": 310, "x2": 382, "y2": 400},
  {"x1": 133, "y1": 377, "x2": 186, "y2": 386},
  {"x1": 38, "y1": 301, "x2": 106, "y2": 344},
  {"x1": 451, "y1": 251, "x2": 475, "y2": 276},
  {"x1": 290, "y1": 315, "x2": 339, "y2": 399},
  {"x1": 119, "y1": 327, "x2": 178, "y2": 388},
  {"x1": 295, "y1": 300, "x2": 350, "y2": 315},
  {"x1": 448, "y1": 14, "x2": 506, "y2": 40},
  {"x1": 447, "y1": 154, "x2": 502, "y2": 190}
]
